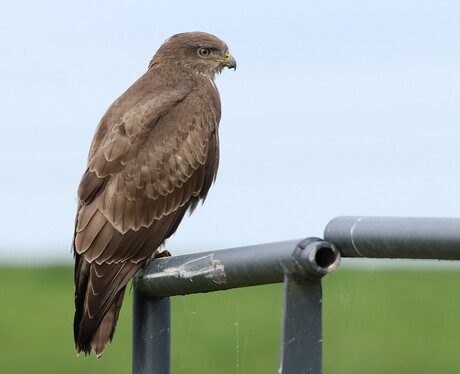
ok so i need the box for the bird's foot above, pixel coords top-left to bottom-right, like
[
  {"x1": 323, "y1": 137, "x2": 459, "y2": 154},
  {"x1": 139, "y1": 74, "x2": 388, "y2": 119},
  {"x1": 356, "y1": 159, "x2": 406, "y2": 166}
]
[{"x1": 154, "y1": 249, "x2": 172, "y2": 258}]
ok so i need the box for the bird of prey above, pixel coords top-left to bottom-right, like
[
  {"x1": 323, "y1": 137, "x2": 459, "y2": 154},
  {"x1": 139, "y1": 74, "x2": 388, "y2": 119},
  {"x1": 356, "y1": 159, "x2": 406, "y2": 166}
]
[{"x1": 72, "y1": 32, "x2": 236, "y2": 357}]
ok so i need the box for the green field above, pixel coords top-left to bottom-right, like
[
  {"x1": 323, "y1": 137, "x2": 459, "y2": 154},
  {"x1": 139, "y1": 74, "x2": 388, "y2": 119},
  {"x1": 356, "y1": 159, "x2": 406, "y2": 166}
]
[{"x1": 1, "y1": 265, "x2": 460, "y2": 373}]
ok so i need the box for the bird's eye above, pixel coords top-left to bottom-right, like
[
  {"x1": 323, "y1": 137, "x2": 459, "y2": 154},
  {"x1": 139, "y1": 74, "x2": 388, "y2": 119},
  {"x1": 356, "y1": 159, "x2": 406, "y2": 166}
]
[{"x1": 198, "y1": 47, "x2": 211, "y2": 57}]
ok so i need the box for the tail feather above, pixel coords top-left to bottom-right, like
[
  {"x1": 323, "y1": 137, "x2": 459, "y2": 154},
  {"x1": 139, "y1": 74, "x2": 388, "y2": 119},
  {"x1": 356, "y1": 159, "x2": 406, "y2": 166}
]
[
  {"x1": 75, "y1": 287, "x2": 126, "y2": 357},
  {"x1": 73, "y1": 254, "x2": 133, "y2": 357},
  {"x1": 72, "y1": 200, "x2": 192, "y2": 357}
]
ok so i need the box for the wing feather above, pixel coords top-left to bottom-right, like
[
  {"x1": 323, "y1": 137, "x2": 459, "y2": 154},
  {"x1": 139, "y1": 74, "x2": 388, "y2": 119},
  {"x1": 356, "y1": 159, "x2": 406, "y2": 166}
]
[{"x1": 75, "y1": 206, "x2": 106, "y2": 253}]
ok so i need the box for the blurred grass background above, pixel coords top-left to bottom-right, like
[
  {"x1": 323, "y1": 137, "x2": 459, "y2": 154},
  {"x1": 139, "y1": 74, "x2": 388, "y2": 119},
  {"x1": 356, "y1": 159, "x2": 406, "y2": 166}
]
[{"x1": 1, "y1": 266, "x2": 460, "y2": 373}]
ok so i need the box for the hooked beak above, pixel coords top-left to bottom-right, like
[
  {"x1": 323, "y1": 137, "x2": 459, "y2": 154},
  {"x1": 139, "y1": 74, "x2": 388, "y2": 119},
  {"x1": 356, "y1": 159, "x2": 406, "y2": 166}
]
[{"x1": 222, "y1": 51, "x2": 237, "y2": 70}]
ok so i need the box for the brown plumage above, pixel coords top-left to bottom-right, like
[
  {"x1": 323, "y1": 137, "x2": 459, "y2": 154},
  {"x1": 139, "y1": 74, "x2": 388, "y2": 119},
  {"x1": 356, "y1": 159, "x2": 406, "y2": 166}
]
[{"x1": 72, "y1": 32, "x2": 236, "y2": 357}]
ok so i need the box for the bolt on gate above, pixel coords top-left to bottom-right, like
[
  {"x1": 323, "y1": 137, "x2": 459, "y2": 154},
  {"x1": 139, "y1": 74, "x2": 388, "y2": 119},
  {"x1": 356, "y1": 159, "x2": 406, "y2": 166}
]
[{"x1": 132, "y1": 216, "x2": 460, "y2": 374}]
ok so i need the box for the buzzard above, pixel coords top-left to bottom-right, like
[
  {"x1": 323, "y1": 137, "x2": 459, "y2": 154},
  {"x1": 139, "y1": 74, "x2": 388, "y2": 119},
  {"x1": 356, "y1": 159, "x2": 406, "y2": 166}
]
[{"x1": 72, "y1": 32, "x2": 236, "y2": 357}]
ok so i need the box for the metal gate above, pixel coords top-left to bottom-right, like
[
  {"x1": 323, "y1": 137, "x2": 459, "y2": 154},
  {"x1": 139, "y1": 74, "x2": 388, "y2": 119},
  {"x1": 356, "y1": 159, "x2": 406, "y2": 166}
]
[{"x1": 132, "y1": 216, "x2": 460, "y2": 374}]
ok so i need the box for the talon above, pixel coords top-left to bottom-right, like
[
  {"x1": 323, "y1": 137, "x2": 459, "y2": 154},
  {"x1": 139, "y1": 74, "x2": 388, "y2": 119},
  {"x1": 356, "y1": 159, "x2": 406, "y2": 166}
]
[{"x1": 155, "y1": 249, "x2": 172, "y2": 258}]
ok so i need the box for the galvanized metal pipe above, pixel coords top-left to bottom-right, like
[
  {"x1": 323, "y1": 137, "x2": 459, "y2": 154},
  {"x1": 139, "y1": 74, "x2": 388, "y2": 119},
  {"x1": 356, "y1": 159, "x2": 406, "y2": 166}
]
[
  {"x1": 135, "y1": 238, "x2": 341, "y2": 298},
  {"x1": 132, "y1": 238, "x2": 341, "y2": 374},
  {"x1": 132, "y1": 289, "x2": 170, "y2": 374},
  {"x1": 324, "y1": 216, "x2": 460, "y2": 259},
  {"x1": 279, "y1": 274, "x2": 323, "y2": 374},
  {"x1": 132, "y1": 216, "x2": 460, "y2": 374}
]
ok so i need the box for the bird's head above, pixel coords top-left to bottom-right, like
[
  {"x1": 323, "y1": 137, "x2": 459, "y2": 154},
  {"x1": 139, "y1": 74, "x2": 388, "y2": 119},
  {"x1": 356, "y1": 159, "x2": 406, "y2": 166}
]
[{"x1": 149, "y1": 32, "x2": 237, "y2": 79}]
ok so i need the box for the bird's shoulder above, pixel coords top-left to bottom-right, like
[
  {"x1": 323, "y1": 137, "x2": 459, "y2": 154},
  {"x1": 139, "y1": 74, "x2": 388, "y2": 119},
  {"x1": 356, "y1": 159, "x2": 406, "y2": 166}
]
[{"x1": 88, "y1": 68, "x2": 220, "y2": 169}]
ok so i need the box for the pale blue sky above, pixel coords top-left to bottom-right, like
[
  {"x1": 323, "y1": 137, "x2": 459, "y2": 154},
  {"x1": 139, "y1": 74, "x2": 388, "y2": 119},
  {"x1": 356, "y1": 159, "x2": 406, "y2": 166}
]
[{"x1": 1, "y1": 1, "x2": 459, "y2": 262}]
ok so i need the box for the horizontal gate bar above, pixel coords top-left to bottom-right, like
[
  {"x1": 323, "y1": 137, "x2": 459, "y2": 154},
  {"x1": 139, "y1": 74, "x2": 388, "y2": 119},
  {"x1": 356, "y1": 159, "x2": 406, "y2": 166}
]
[
  {"x1": 324, "y1": 216, "x2": 460, "y2": 259},
  {"x1": 135, "y1": 238, "x2": 341, "y2": 298}
]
